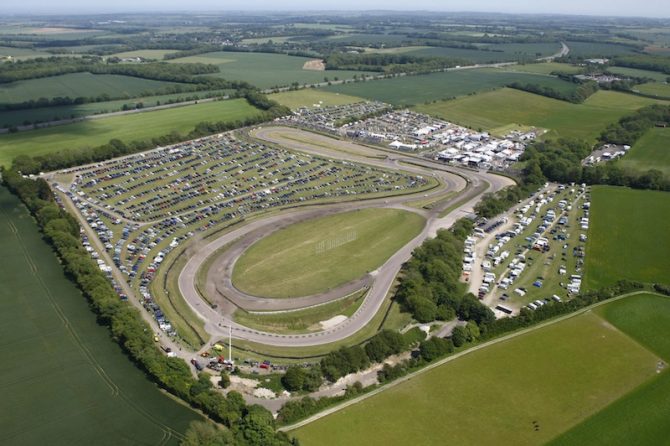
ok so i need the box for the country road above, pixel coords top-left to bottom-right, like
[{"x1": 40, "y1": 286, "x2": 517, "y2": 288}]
[{"x1": 176, "y1": 126, "x2": 515, "y2": 348}]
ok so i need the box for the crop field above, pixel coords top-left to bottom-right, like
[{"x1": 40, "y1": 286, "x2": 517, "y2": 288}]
[
  {"x1": 0, "y1": 45, "x2": 53, "y2": 59},
  {"x1": 584, "y1": 186, "x2": 670, "y2": 289},
  {"x1": 0, "y1": 72, "x2": 183, "y2": 105},
  {"x1": 0, "y1": 186, "x2": 200, "y2": 446},
  {"x1": 0, "y1": 89, "x2": 232, "y2": 127},
  {"x1": 415, "y1": 89, "x2": 667, "y2": 142},
  {"x1": 550, "y1": 293, "x2": 670, "y2": 446},
  {"x1": 607, "y1": 66, "x2": 670, "y2": 82},
  {"x1": 233, "y1": 208, "x2": 426, "y2": 298},
  {"x1": 109, "y1": 49, "x2": 177, "y2": 59},
  {"x1": 0, "y1": 98, "x2": 261, "y2": 167},
  {"x1": 169, "y1": 51, "x2": 373, "y2": 89},
  {"x1": 322, "y1": 69, "x2": 579, "y2": 106},
  {"x1": 620, "y1": 127, "x2": 670, "y2": 175},
  {"x1": 498, "y1": 62, "x2": 582, "y2": 75},
  {"x1": 404, "y1": 42, "x2": 561, "y2": 63},
  {"x1": 564, "y1": 41, "x2": 640, "y2": 57},
  {"x1": 269, "y1": 89, "x2": 365, "y2": 110},
  {"x1": 635, "y1": 81, "x2": 670, "y2": 99},
  {"x1": 293, "y1": 308, "x2": 660, "y2": 445}
]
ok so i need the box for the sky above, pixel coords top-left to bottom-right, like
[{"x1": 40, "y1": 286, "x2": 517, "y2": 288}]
[{"x1": 3, "y1": 0, "x2": 669, "y2": 18}]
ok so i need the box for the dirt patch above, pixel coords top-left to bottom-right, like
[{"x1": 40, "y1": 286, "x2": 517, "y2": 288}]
[
  {"x1": 320, "y1": 315, "x2": 347, "y2": 330},
  {"x1": 303, "y1": 59, "x2": 326, "y2": 71}
]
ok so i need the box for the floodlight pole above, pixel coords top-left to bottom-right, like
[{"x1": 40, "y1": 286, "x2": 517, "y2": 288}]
[{"x1": 228, "y1": 326, "x2": 232, "y2": 364}]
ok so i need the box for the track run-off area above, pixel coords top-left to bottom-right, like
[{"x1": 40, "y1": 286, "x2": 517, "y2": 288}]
[{"x1": 176, "y1": 126, "x2": 515, "y2": 348}]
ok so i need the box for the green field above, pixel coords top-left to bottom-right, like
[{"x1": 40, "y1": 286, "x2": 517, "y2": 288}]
[
  {"x1": 293, "y1": 308, "x2": 660, "y2": 445},
  {"x1": 608, "y1": 66, "x2": 670, "y2": 82},
  {"x1": 499, "y1": 62, "x2": 582, "y2": 75},
  {"x1": 322, "y1": 69, "x2": 579, "y2": 106},
  {"x1": 110, "y1": 49, "x2": 177, "y2": 59},
  {"x1": 415, "y1": 88, "x2": 668, "y2": 142},
  {"x1": 584, "y1": 186, "x2": 670, "y2": 289},
  {"x1": 635, "y1": 81, "x2": 670, "y2": 99},
  {"x1": 233, "y1": 290, "x2": 366, "y2": 334},
  {"x1": 0, "y1": 72, "x2": 182, "y2": 105},
  {"x1": 620, "y1": 127, "x2": 670, "y2": 175},
  {"x1": 404, "y1": 42, "x2": 561, "y2": 63},
  {"x1": 0, "y1": 98, "x2": 262, "y2": 167},
  {"x1": 233, "y1": 208, "x2": 425, "y2": 298},
  {"x1": 0, "y1": 45, "x2": 52, "y2": 59},
  {"x1": 565, "y1": 41, "x2": 639, "y2": 57},
  {"x1": 269, "y1": 89, "x2": 365, "y2": 110},
  {"x1": 549, "y1": 293, "x2": 670, "y2": 445},
  {"x1": 0, "y1": 89, "x2": 232, "y2": 127},
  {"x1": 0, "y1": 186, "x2": 200, "y2": 445},
  {"x1": 170, "y1": 51, "x2": 373, "y2": 89}
]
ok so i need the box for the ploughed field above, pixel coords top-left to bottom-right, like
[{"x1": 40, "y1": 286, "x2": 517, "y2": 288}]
[
  {"x1": 584, "y1": 186, "x2": 670, "y2": 289},
  {"x1": 293, "y1": 296, "x2": 664, "y2": 446},
  {"x1": 0, "y1": 186, "x2": 200, "y2": 446},
  {"x1": 232, "y1": 208, "x2": 426, "y2": 298}
]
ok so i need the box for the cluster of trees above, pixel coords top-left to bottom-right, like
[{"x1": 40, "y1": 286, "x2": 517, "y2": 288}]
[
  {"x1": 1, "y1": 170, "x2": 294, "y2": 445},
  {"x1": 277, "y1": 382, "x2": 367, "y2": 425},
  {"x1": 613, "y1": 54, "x2": 670, "y2": 75},
  {"x1": 325, "y1": 52, "x2": 466, "y2": 74},
  {"x1": 394, "y1": 218, "x2": 495, "y2": 325},
  {"x1": 319, "y1": 329, "x2": 410, "y2": 382},
  {"x1": 600, "y1": 104, "x2": 670, "y2": 145},
  {"x1": 507, "y1": 79, "x2": 598, "y2": 104},
  {"x1": 517, "y1": 125, "x2": 670, "y2": 192},
  {"x1": 11, "y1": 94, "x2": 290, "y2": 175}
]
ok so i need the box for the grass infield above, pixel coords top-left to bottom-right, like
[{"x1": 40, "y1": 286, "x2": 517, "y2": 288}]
[{"x1": 232, "y1": 208, "x2": 425, "y2": 298}]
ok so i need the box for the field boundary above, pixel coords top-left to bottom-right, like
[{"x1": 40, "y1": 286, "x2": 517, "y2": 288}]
[{"x1": 279, "y1": 290, "x2": 665, "y2": 432}]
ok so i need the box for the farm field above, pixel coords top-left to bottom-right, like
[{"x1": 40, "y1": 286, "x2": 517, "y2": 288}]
[
  {"x1": 0, "y1": 98, "x2": 262, "y2": 167},
  {"x1": 169, "y1": 51, "x2": 373, "y2": 89},
  {"x1": 549, "y1": 293, "x2": 670, "y2": 446},
  {"x1": 498, "y1": 62, "x2": 582, "y2": 75},
  {"x1": 415, "y1": 88, "x2": 667, "y2": 142},
  {"x1": 584, "y1": 186, "x2": 670, "y2": 289},
  {"x1": 269, "y1": 89, "x2": 365, "y2": 110},
  {"x1": 635, "y1": 81, "x2": 670, "y2": 99},
  {"x1": 293, "y1": 307, "x2": 661, "y2": 445},
  {"x1": 607, "y1": 66, "x2": 670, "y2": 82},
  {"x1": 0, "y1": 186, "x2": 200, "y2": 446},
  {"x1": 233, "y1": 208, "x2": 426, "y2": 298},
  {"x1": 0, "y1": 72, "x2": 183, "y2": 105},
  {"x1": 322, "y1": 69, "x2": 580, "y2": 106},
  {"x1": 404, "y1": 42, "x2": 561, "y2": 63},
  {"x1": 620, "y1": 127, "x2": 670, "y2": 175},
  {"x1": 564, "y1": 41, "x2": 640, "y2": 57},
  {"x1": 0, "y1": 45, "x2": 53, "y2": 59},
  {"x1": 109, "y1": 49, "x2": 177, "y2": 59},
  {"x1": 0, "y1": 89, "x2": 232, "y2": 127}
]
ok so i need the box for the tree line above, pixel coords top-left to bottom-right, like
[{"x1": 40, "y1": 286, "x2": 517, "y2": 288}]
[
  {"x1": 324, "y1": 52, "x2": 468, "y2": 74},
  {"x1": 507, "y1": 77, "x2": 599, "y2": 104},
  {"x1": 0, "y1": 169, "x2": 296, "y2": 446}
]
